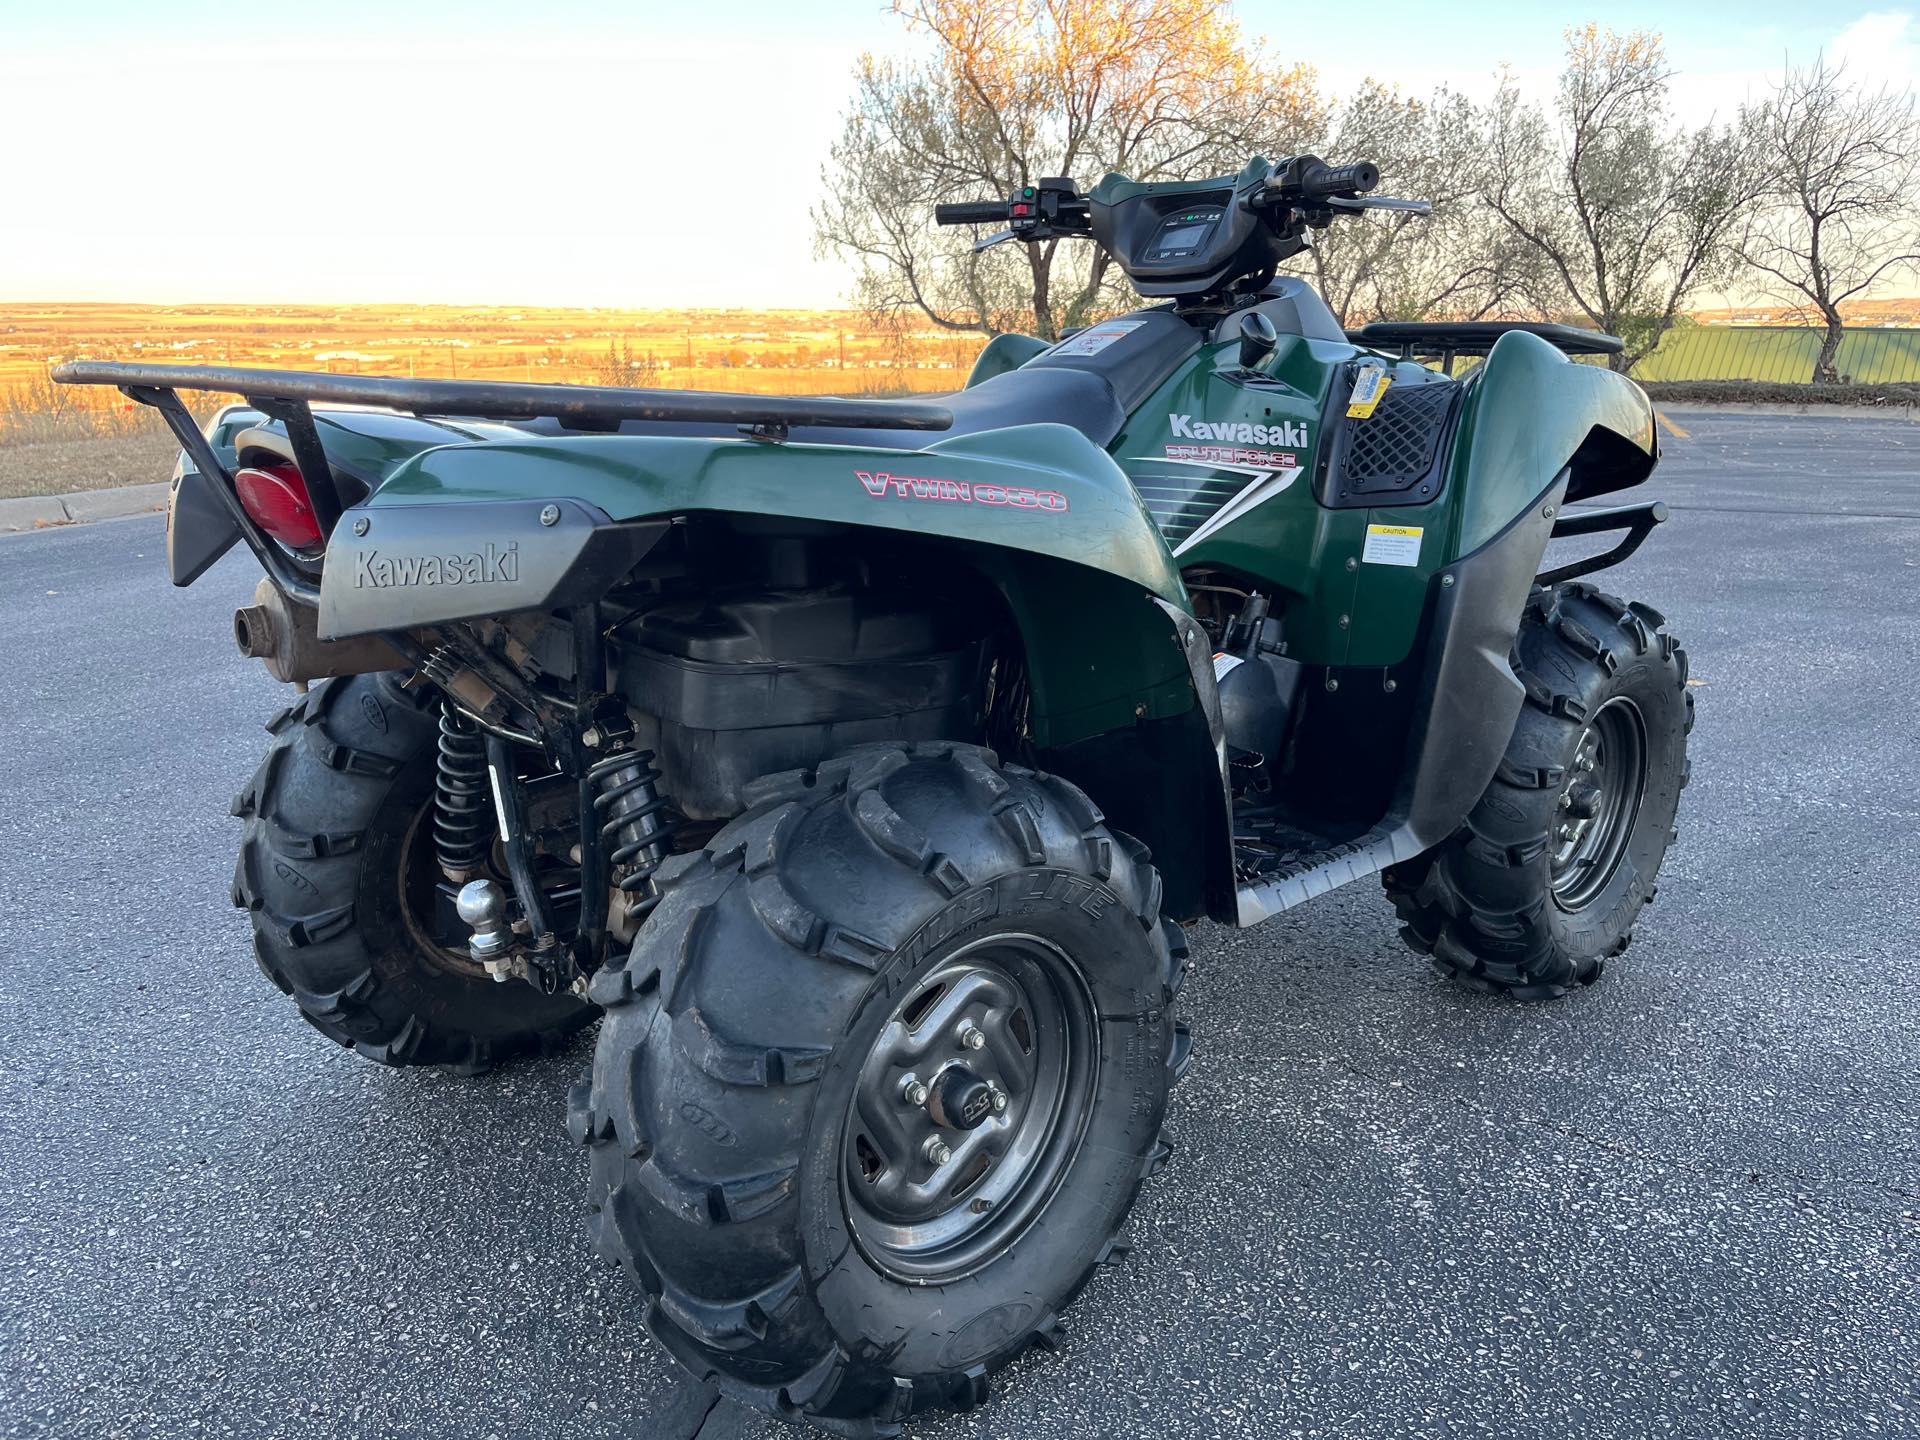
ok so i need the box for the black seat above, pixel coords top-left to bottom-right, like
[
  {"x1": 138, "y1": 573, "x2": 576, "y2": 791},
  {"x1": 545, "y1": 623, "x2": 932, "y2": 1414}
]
[
  {"x1": 791, "y1": 367, "x2": 1127, "y2": 449},
  {"x1": 511, "y1": 307, "x2": 1204, "y2": 452},
  {"x1": 509, "y1": 367, "x2": 1124, "y2": 450}
]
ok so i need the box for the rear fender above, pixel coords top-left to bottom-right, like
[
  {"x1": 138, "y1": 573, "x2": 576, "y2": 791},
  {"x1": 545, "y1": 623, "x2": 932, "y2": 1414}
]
[
  {"x1": 166, "y1": 405, "x2": 528, "y2": 587},
  {"x1": 333, "y1": 421, "x2": 1236, "y2": 915},
  {"x1": 350, "y1": 422, "x2": 1193, "y2": 739}
]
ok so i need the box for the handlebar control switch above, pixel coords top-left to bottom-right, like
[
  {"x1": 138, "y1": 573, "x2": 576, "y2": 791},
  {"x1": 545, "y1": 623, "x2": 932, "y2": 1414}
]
[{"x1": 1237, "y1": 311, "x2": 1279, "y2": 370}]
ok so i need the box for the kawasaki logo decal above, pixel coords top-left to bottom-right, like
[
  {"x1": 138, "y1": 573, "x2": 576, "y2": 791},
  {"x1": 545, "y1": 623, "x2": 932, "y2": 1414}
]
[
  {"x1": 1168, "y1": 413, "x2": 1310, "y2": 448},
  {"x1": 354, "y1": 543, "x2": 519, "y2": 588},
  {"x1": 856, "y1": 471, "x2": 1068, "y2": 513}
]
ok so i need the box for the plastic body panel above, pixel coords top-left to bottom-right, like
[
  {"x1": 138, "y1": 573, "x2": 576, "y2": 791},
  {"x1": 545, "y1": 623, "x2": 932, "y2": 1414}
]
[
  {"x1": 1124, "y1": 326, "x2": 1655, "y2": 669},
  {"x1": 362, "y1": 422, "x2": 1196, "y2": 750},
  {"x1": 165, "y1": 404, "x2": 258, "y2": 585},
  {"x1": 967, "y1": 333, "x2": 1050, "y2": 386}
]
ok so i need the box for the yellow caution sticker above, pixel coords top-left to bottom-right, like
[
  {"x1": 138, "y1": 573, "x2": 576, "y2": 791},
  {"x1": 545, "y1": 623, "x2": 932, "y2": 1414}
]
[
  {"x1": 1347, "y1": 361, "x2": 1393, "y2": 419},
  {"x1": 1362, "y1": 523, "x2": 1423, "y2": 567}
]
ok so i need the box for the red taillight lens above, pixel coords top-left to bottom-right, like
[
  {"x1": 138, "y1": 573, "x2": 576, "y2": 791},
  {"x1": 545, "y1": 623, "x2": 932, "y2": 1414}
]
[{"x1": 234, "y1": 462, "x2": 322, "y2": 551}]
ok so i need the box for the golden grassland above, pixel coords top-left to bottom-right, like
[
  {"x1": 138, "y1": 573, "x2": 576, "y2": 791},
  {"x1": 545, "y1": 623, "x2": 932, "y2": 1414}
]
[
  {"x1": 0, "y1": 302, "x2": 989, "y2": 498},
  {"x1": 1689, "y1": 297, "x2": 1920, "y2": 326},
  {"x1": 0, "y1": 302, "x2": 983, "y2": 400}
]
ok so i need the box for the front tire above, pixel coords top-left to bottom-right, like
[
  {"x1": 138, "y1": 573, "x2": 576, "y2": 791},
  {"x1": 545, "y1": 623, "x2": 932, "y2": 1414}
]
[
  {"x1": 1384, "y1": 581, "x2": 1693, "y2": 998},
  {"x1": 230, "y1": 673, "x2": 592, "y2": 1068},
  {"x1": 575, "y1": 742, "x2": 1179, "y2": 1434}
]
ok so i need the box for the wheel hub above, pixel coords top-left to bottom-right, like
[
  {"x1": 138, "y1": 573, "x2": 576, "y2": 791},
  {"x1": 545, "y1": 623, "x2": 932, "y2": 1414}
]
[
  {"x1": 842, "y1": 935, "x2": 1097, "y2": 1283},
  {"x1": 1550, "y1": 695, "x2": 1648, "y2": 911},
  {"x1": 926, "y1": 1064, "x2": 1001, "y2": 1130}
]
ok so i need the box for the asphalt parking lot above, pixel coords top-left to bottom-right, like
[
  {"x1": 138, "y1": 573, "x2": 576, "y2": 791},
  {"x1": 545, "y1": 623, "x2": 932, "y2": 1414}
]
[{"x1": 2, "y1": 408, "x2": 1915, "y2": 1439}]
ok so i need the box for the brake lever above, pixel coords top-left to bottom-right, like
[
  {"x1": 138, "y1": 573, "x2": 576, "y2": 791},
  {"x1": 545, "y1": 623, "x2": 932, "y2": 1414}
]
[
  {"x1": 971, "y1": 228, "x2": 1017, "y2": 254},
  {"x1": 1325, "y1": 196, "x2": 1433, "y2": 215}
]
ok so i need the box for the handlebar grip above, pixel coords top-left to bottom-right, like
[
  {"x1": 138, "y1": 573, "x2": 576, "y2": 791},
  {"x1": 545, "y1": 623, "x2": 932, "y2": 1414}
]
[
  {"x1": 1299, "y1": 161, "x2": 1380, "y2": 199},
  {"x1": 934, "y1": 201, "x2": 1007, "y2": 225}
]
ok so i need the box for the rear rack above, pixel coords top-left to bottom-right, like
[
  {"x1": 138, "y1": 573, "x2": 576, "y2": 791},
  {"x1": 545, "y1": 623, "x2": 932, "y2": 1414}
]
[
  {"x1": 1345, "y1": 321, "x2": 1624, "y2": 373},
  {"x1": 52, "y1": 361, "x2": 954, "y2": 600}
]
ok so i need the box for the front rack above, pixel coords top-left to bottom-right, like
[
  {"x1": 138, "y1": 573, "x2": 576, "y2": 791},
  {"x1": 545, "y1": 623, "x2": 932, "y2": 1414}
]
[
  {"x1": 1345, "y1": 321, "x2": 1624, "y2": 373},
  {"x1": 53, "y1": 361, "x2": 955, "y2": 599}
]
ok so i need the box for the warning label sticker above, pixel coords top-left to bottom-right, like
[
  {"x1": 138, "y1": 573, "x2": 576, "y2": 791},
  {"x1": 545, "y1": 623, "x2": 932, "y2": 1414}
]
[
  {"x1": 1347, "y1": 361, "x2": 1393, "y2": 419},
  {"x1": 1049, "y1": 319, "x2": 1148, "y2": 356},
  {"x1": 1361, "y1": 524, "x2": 1423, "y2": 567}
]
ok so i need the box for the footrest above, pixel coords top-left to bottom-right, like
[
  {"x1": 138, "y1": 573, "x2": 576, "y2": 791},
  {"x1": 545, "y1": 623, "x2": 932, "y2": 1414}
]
[{"x1": 1233, "y1": 822, "x2": 1422, "y2": 925}]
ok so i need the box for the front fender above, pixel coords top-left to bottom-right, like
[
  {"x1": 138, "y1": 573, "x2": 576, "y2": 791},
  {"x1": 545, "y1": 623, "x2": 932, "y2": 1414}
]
[
  {"x1": 1348, "y1": 330, "x2": 1657, "y2": 666},
  {"x1": 1450, "y1": 330, "x2": 1656, "y2": 552},
  {"x1": 1353, "y1": 334, "x2": 1657, "y2": 863}
]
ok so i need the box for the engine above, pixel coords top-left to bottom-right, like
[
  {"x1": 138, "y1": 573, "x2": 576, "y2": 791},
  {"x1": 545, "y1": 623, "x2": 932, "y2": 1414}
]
[{"x1": 607, "y1": 569, "x2": 989, "y2": 820}]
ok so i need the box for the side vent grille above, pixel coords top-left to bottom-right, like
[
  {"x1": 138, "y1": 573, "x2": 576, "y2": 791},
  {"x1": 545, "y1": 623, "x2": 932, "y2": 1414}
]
[{"x1": 1335, "y1": 379, "x2": 1458, "y2": 502}]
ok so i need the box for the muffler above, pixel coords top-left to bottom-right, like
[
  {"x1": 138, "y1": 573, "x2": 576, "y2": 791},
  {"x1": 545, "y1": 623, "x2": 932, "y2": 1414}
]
[{"x1": 234, "y1": 578, "x2": 405, "y2": 683}]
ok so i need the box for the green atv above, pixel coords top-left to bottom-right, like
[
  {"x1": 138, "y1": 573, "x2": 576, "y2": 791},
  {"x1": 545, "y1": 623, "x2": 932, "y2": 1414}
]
[{"x1": 58, "y1": 154, "x2": 1690, "y2": 1435}]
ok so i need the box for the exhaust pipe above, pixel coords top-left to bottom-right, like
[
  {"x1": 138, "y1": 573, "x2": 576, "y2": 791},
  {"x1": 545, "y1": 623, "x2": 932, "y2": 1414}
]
[{"x1": 234, "y1": 578, "x2": 406, "y2": 683}]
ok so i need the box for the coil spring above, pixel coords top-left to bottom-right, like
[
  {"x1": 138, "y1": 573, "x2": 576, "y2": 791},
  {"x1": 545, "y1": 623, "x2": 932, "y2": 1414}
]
[
  {"x1": 589, "y1": 749, "x2": 680, "y2": 923},
  {"x1": 434, "y1": 704, "x2": 492, "y2": 879}
]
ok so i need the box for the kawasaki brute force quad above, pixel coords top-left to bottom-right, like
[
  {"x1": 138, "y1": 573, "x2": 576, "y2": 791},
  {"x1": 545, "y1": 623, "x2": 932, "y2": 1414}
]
[{"x1": 59, "y1": 155, "x2": 1690, "y2": 1435}]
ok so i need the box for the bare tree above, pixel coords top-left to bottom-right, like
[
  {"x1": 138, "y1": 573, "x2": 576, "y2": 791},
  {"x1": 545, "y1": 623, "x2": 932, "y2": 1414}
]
[
  {"x1": 585, "y1": 338, "x2": 661, "y2": 388},
  {"x1": 1297, "y1": 81, "x2": 1542, "y2": 326},
  {"x1": 813, "y1": 0, "x2": 1322, "y2": 340},
  {"x1": 1481, "y1": 28, "x2": 1762, "y2": 371},
  {"x1": 1740, "y1": 58, "x2": 1920, "y2": 382}
]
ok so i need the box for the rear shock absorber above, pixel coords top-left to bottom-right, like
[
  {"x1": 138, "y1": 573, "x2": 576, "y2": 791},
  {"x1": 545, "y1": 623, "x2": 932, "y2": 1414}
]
[
  {"x1": 589, "y1": 748, "x2": 679, "y2": 926},
  {"x1": 434, "y1": 703, "x2": 492, "y2": 882}
]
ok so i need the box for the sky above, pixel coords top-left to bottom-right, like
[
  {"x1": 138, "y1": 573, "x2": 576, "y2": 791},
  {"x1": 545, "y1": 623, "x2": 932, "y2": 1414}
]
[{"x1": 2, "y1": 0, "x2": 1917, "y2": 308}]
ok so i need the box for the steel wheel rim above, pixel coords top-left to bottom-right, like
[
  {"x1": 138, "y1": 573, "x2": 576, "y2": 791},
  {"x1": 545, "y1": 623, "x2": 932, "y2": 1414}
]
[
  {"x1": 1550, "y1": 695, "x2": 1647, "y2": 911},
  {"x1": 842, "y1": 933, "x2": 1098, "y2": 1283}
]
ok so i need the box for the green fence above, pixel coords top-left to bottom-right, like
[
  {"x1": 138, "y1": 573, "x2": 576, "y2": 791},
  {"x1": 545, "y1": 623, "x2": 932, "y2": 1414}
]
[{"x1": 1634, "y1": 326, "x2": 1920, "y2": 383}]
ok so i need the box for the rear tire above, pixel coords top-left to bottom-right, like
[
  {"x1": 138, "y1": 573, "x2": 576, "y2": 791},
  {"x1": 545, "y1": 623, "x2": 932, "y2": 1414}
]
[
  {"x1": 230, "y1": 673, "x2": 591, "y2": 1068},
  {"x1": 575, "y1": 742, "x2": 1180, "y2": 1435},
  {"x1": 1384, "y1": 582, "x2": 1692, "y2": 998}
]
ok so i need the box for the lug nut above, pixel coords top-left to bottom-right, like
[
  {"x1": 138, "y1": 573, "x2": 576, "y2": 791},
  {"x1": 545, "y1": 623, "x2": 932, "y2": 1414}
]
[
  {"x1": 958, "y1": 1022, "x2": 986, "y2": 1051},
  {"x1": 924, "y1": 1137, "x2": 952, "y2": 1166},
  {"x1": 900, "y1": 1076, "x2": 929, "y2": 1107},
  {"x1": 990, "y1": 1086, "x2": 1008, "y2": 1115}
]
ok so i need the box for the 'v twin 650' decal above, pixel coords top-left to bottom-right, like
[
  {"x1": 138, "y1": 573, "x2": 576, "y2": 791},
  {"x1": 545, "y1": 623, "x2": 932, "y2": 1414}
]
[{"x1": 856, "y1": 471, "x2": 1069, "y2": 513}]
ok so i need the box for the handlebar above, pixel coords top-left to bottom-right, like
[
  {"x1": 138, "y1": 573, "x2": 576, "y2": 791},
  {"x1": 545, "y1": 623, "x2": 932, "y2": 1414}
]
[
  {"x1": 934, "y1": 201, "x2": 1010, "y2": 226},
  {"x1": 1296, "y1": 160, "x2": 1379, "y2": 200},
  {"x1": 934, "y1": 158, "x2": 1392, "y2": 244}
]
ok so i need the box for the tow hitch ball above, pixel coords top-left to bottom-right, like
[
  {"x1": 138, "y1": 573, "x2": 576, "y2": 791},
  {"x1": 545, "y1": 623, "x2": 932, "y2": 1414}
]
[
  {"x1": 448, "y1": 734, "x2": 571, "y2": 994},
  {"x1": 456, "y1": 879, "x2": 515, "y2": 982}
]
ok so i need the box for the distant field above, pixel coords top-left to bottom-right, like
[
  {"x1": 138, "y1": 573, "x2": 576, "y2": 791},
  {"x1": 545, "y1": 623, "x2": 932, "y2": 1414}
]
[
  {"x1": 0, "y1": 302, "x2": 979, "y2": 403},
  {"x1": 0, "y1": 302, "x2": 989, "y2": 498}
]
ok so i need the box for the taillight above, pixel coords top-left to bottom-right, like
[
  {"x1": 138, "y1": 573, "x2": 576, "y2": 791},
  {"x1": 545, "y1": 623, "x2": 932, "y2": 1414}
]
[{"x1": 234, "y1": 462, "x2": 322, "y2": 551}]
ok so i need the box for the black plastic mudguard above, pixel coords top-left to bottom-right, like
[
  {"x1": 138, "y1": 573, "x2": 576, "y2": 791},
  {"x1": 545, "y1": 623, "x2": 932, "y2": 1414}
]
[
  {"x1": 317, "y1": 498, "x2": 666, "y2": 640},
  {"x1": 166, "y1": 467, "x2": 242, "y2": 587}
]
